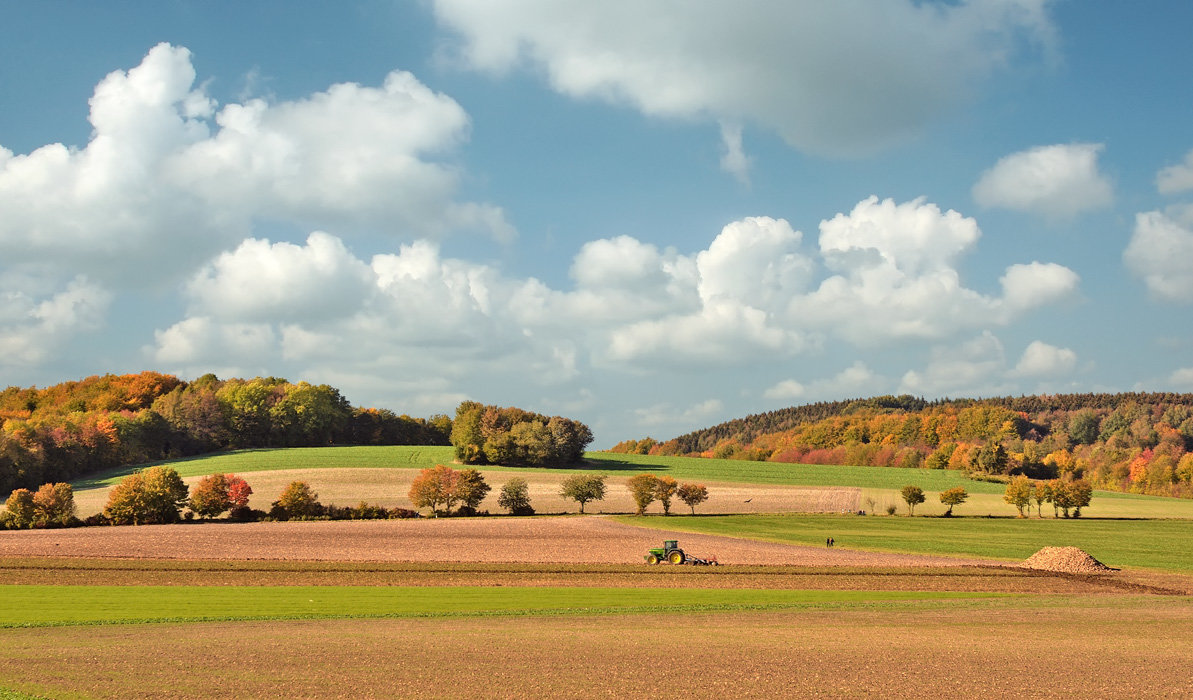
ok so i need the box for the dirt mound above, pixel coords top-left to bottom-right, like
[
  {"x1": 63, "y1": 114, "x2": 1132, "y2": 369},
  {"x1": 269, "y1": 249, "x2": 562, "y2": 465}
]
[{"x1": 1022, "y1": 546, "x2": 1115, "y2": 573}]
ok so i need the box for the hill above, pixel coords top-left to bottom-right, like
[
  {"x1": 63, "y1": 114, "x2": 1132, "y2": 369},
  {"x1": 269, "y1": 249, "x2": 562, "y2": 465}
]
[{"x1": 609, "y1": 393, "x2": 1193, "y2": 498}]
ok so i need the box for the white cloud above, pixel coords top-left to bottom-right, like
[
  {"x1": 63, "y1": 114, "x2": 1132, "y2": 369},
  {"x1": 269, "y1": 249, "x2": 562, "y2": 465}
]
[
  {"x1": 899, "y1": 331, "x2": 1011, "y2": 397},
  {"x1": 1011, "y1": 340, "x2": 1077, "y2": 377},
  {"x1": 433, "y1": 0, "x2": 1054, "y2": 157},
  {"x1": 794, "y1": 197, "x2": 1078, "y2": 342},
  {"x1": 972, "y1": 143, "x2": 1113, "y2": 218},
  {"x1": 1171, "y1": 367, "x2": 1193, "y2": 389},
  {"x1": 1157, "y1": 148, "x2": 1193, "y2": 194},
  {"x1": 1123, "y1": 210, "x2": 1193, "y2": 302},
  {"x1": 187, "y1": 233, "x2": 374, "y2": 323},
  {"x1": 0, "y1": 277, "x2": 113, "y2": 367},
  {"x1": 764, "y1": 361, "x2": 880, "y2": 402},
  {"x1": 632, "y1": 399, "x2": 725, "y2": 429},
  {"x1": 718, "y1": 122, "x2": 750, "y2": 184},
  {"x1": 0, "y1": 43, "x2": 512, "y2": 287}
]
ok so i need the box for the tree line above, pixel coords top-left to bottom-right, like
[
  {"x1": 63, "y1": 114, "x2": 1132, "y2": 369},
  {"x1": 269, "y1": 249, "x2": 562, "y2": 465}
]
[
  {"x1": 610, "y1": 393, "x2": 1193, "y2": 499},
  {"x1": 0, "y1": 372, "x2": 451, "y2": 497}
]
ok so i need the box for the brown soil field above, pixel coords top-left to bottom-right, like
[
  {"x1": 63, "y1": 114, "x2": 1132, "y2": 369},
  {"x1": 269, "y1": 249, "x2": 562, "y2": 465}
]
[
  {"x1": 69, "y1": 468, "x2": 861, "y2": 517},
  {"x1": 4, "y1": 601, "x2": 1193, "y2": 699},
  {"x1": 0, "y1": 514, "x2": 983, "y2": 567}
]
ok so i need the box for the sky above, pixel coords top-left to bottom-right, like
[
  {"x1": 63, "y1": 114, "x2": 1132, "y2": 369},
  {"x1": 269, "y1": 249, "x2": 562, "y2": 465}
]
[{"x1": 1, "y1": 1, "x2": 1192, "y2": 447}]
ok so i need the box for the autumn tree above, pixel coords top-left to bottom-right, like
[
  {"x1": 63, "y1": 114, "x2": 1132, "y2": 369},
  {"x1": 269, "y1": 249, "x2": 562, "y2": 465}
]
[
  {"x1": 655, "y1": 475, "x2": 679, "y2": 515},
  {"x1": 32, "y1": 482, "x2": 75, "y2": 526},
  {"x1": 408, "y1": 465, "x2": 461, "y2": 516},
  {"x1": 276, "y1": 481, "x2": 322, "y2": 519},
  {"x1": 900, "y1": 485, "x2": 925, "y2": 516},
  {"x1": 1003, "y1": 475, "x2": 1033, "y2": 518},
  {"x1": 1065, "y1": 478, "x2": 1094, "y2": 518},
  {"x1": 938, "y1": 487, "x2": 968, "y2": 517},
  {"x1": 104, "y1": 466, "x2": 189, "y2": 525},
  {"x1": 189, "y1": 473, "x2": 233, "y2": 519},
  {"x1": 677, "y1": 483, "x2": 709, "y2": 514},
  {"x1": 627, "y1": 474, "x2": 660, "y2": 515},
  {"x1": 497, "y1": 477, "x2": 534, "y2": 515},
  {"x1": 227, "y1": 475, "x2": 253, "y2": 509},
  {"x1": 558, "y1": 474, "x2": 606, "y2": 514},
  {"x1": 1033, "y1": 481, "x2": 1052, "y2": 518},
  {"x1": 455, "y1": 468, "x2": 491, "y2": 515},
  {"x1": 2, "y1": 488, "x2": 35, "y2": 529}
]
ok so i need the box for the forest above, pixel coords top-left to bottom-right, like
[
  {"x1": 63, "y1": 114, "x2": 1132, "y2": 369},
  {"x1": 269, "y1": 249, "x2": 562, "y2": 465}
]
[
  {"x1": 0, "y1": 372, "x2": 451, "y2": 495},
  {"x1": 608, "y1": 393, "x2": 1193, "y2": 498},
  {"x1": 450, "y1": 401, "x2": 593, "y2": 467}
]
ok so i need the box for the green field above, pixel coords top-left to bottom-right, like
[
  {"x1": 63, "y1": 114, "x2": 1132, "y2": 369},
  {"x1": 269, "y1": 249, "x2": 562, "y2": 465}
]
[
  {"x1": 619, "y1": 513, "x2": 1193, "y2": 571},
  {"x1": 0, "y1": 585, "x2": 998, "y2": 628}
]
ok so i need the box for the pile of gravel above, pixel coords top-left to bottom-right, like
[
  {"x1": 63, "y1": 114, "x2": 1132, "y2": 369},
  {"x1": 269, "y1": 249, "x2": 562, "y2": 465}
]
[{"x1": 1023, "y1": 546, "x2": 1115, "y2": 573}]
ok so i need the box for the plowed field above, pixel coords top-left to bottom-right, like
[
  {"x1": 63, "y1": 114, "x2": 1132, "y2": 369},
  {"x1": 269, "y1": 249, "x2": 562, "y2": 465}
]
[{"x1": 0, "y1": 515, "x2": 985, "y2": 567}]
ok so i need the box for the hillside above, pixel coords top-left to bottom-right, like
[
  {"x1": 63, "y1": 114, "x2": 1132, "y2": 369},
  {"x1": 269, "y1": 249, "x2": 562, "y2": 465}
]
[
  {"x1": 609, "y1": 393, "x2": 1193, "y2": 498},
  {"x1": 0, "y1": 372, "x2": 450, "y2": 495}
]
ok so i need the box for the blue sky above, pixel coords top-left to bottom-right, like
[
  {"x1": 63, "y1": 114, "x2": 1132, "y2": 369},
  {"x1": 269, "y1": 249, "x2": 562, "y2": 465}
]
[{"x1": 1, "y1": 1, "x2": 1191, "y2": 446}]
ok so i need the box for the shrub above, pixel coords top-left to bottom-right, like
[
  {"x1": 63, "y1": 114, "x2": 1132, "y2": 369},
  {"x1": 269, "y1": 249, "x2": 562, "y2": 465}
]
[
  {"x1": 228, "y1": 506, "x2": 263, "y2": 522},
  {"x1": 3, "y1": 489, "x2": 36, "y2": 529},
  {"x1": 104, "y1": 466, "x2": 189, "y2": 525},
  {"x1": 559, "y1": 474, "x2": 606, "y2": 514},
  {"x1": 498, "y1": 477, "x2": 534, "y2": 515},
  {"x1": 276, "y1": 481, "x2": 322, "y2": 519},
  {"x1": 388, "y1": 507, "x2": 421, "y2": 519},
  {"x1": 189, "y1": 474, "x2": 233, "y2": 519},
  {"x1": 885, "y1": 503, "x2": 897, "y2": 516}
]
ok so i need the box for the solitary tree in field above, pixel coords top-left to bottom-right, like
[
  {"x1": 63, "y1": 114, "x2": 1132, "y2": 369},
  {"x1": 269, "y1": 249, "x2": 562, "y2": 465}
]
[
  {"x1": 900, "y1": 485, "x2": 925, "y2": 516},
  {"x1": 559, "y1": 474, "x2": 606, "y2": 514},
  {"x1": 938, "y1": 487, "x2": 968, "y2": 517},
  {"x1": 1003, "y1": 475, "x2": 1033, "y2": 517},
  {"x1": 627, "y1": 474, "x2": 660, "y2": 515},
  {"x1": 677, "y1": 483, "x2": 709, "y2": 515},
  {"x1": 498, "y1": 477, "x2": 534, "y2": 515},
  {"x1": 655, "y1": 475, "x2": 679, "y2": 515}
]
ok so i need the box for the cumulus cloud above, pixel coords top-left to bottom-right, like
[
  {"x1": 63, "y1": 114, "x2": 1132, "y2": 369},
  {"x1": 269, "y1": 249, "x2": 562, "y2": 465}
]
[
  {"x1": 0, "y1": 43, "x2": 512, "y2": 287},
  {"x1": 1123, "y1": 210, "x2": 1193, "y2": 302},
  {"x1": 763, "y1": 361, "x2": 880, "y2": 402},
  {"x1": 1011, "y1": 340, "x2": 1077, "y2": 377},
  {"x1": 794, "y1": 197, "x2": 1078, "y2": 342},
  {"x1": 0, "y1": 277, "x2": 113, "y2": 367},
  {"x1": 899, "y1": 332, "x2": 1012, "y2": 397},
  {"x1": 432, "y1": 0, "x2": 1054, "y2": 157},
  {"x1": 150, "y1": 197, "x2": 1080, "y2": 414},
  {"x1": 972, "y1": 143, "x2": 1113, "y2": 218},
  {"x1": 1157, "y1": 148, "x2": 1193, "y2": 194}
]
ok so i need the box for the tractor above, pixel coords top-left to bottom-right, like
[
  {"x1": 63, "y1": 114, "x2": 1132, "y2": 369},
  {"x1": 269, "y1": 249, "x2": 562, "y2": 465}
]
[{"x1": 644, "y1": 539, "x2": 719, "y2": 566}]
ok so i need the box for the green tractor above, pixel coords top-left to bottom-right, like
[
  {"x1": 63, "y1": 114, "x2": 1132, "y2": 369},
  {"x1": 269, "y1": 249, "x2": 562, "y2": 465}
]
[{"x1": 644, "y1": 540, "x2": 719, "y2": 566}]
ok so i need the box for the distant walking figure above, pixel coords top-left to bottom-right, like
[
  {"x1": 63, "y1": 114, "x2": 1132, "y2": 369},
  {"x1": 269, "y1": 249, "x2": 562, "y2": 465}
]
[
  {"x1": 829, "y1": 537, "x2": 835, "y2": 547},
  {"x1": 826, "y1": 537, "x2": 831, "y2": 547}
]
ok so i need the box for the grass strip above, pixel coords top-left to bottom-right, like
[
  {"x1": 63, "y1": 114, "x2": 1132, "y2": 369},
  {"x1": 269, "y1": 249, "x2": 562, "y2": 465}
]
[
  {"x1": 0, "y1": 585, "x2": 1005, "y2": 628},
  {"x1": 616, "y1": 513, "x2": 1193, "y2": 571}
]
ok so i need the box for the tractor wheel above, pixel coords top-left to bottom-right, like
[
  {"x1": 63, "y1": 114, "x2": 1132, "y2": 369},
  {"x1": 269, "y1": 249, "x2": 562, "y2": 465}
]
[
  {"x1": 668, "y1": 550, "x2": 685, "y2": 565},
  {"x1": 647, "y1": 554, "x2": 660, "y2": 565}
]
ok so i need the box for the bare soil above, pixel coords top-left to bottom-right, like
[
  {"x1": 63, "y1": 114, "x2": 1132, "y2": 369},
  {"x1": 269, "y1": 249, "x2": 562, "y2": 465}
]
[
  {"x1": 0, "y1": 514, "x2": 984, "y2": 567},
  {"x1": 4, "y1": 602, "x2": 1193, "y2": 699}
]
